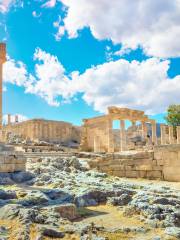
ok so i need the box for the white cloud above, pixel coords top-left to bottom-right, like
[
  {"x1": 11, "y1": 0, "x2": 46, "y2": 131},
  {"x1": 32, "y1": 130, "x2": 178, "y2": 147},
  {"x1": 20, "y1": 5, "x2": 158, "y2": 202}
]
[
  {"x1": 70, "y1": 58, "x2": 180, "y2": 114},
  {"x1": 25, "y1": 48, "x2": 72, "y2": 106},
  {"x1": 0, "y1": 0, "x2": 22, "y2": 13},
  {"x1": 55, "y1": 0, "x2": 180, "y2": 58},
  {"x1": 3, "y1": 49, "x2": 180, "y2": 115},
  {"x1": 42, "y1": 0, "x2": 57, "y2": 8},
  {"x1": 3, "y1": 114, "x2": 28, "y2": 124},
  {"x1": 3, "y1": 57, "x2": 31, "y2": 87}
]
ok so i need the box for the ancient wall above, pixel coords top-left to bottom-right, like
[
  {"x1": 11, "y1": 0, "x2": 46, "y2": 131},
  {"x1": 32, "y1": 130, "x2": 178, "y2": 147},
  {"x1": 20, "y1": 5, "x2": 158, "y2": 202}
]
[
  {"x1": 2, "y1": 119, "x2": 81, "y2": 144},
  {"x1": 0, "y1": 144, "x2": 26, "y2": 173},
  {"x1": 88, "y1": 144, "x2": 180, "y2": 182}
]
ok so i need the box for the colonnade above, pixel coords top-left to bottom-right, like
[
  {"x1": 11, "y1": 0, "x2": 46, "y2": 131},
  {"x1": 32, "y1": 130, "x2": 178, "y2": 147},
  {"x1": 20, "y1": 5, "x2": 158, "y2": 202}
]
[
  {"x1": 107, "y1": 119, "x2": 157, "y2": 152},
  {"x1": 160, "y1": 125, "x2": 180, "y2": 145}
]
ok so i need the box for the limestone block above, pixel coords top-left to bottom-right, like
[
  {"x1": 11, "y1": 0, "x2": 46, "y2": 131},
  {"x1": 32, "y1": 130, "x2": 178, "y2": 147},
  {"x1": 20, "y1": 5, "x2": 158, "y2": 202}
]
[
  {"x1": 163, "y1": 151, "x2": 178, "y2": 165},
  {"x1": 0, "y1": 164, "x2": 15, "y2": 173},
  {"x1": 14, "y1": 164, "x2": 26, "y2": 172},
  {"x1": 163, "y1": 167, "x2": 180, "y2": 182},
  {"x1": 154, "y1": 150, "x2": 163, "y2": 160},
  {"x1": 125, "y1": 171, "x2": 138, "y2": 178},
  {"x1": 152, "y1": 166, "x2": 163, "y2": 171},
  {"x1": 138, "y1": 171, "x2": 147, "y2": 178},
  {"x1": 112, "y1": 170, "x2": 125, "y2": 177},
  {"x1": 109, "y1": 165, "x2": 125, "y2": 171},
  {"x1": 156, "y1": 159, "x2": 164, "y2": 166},
  {"x1": 146, "y1": 171, "x2": 162, "y2": 179},
  {"x1": 125, "y1": 165, "x2": 136, "y2": 171},
  {"x1": 136, "y1": 165, "x2": 153, "y2": 171}
]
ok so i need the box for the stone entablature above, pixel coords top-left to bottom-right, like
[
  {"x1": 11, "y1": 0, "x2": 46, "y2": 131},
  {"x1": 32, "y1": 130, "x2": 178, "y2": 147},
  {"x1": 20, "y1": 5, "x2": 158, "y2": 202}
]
[
  {"x1": 2, "y1": 118, "x2": 81, "y2": 144},
  {"x1": 80, "y1": 106, "x2": 157, "y2": 153}
]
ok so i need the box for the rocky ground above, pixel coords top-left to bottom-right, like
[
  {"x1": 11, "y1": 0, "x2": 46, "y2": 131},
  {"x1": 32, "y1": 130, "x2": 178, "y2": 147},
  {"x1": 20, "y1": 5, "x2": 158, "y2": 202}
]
[{"x1": 0, "y1": 155, "x2": 179, "y2": 239}]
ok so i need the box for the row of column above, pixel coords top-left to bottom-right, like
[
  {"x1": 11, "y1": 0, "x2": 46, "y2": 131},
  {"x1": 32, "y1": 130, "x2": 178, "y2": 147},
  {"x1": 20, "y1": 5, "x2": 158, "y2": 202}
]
[
  {"x1": 160, "y1": 125, "x2": 180, "y2": 145},
  {"x1": 107, "y1": 119, "x2": 157, "y2": 153},
  {"x1": 7, "y1": 114, "x2": 19, "y2": 125}
]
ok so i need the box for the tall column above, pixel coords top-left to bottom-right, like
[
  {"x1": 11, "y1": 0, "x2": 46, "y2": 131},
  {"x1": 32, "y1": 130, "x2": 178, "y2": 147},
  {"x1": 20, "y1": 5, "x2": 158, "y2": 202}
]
[
  {"x1": 107, "y1": 119, "x2": 114, "y2": 152},
  {"x1": 160, "y1": 124, "x2": 166, "y2": 145},
  {"x1": 0, "y1": 43, "x2": 6, "y2": 129},
  {"x1": 177, "y1": 126, "x2": 180, "y2": 144},
  {"x1": 94, "y1": 135, "x2": 100, "y2": 152},
  {"x1": 7, "y1": 114, "x2": 11, "y2": 125},
  {"x1": 15, "y1": 115, "x2": 18, "y2": 123},
  {"x1": 151, "y1": 122, "x2": 157, "y2": 145},
  {"x1": 169, "y1": 126, "x2": 174, "y2": 144},
  {"x1": 141, "y1": 121, "x2": 147, "y2": 138},
  {"x1": 120, "y1": 120, "x2": 126, "y2": 151}
]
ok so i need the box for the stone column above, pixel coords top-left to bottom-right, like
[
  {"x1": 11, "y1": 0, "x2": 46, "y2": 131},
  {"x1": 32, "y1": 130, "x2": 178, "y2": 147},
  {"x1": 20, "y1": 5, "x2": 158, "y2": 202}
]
[
  {"x1": 0, "y1": 43, "x2": 6, "y2": 130},
  {"x1": 15, "y1": 115, "x2": 18, "y2": 123},
  {"x1": 107, "y1": 119, "x2": 114, "y2": 152},
  {"x1": 169, "y1": 126, "x2": 174, "y2": 144},
  {"x1": 7, "y1": 114, "x2": 11, "y2": 125},
  {"x1": 160, "y1": 124, "x2": 166, "y2": 145},
  {"x1": 120, "y1": 120, "x2": 126, "y2": 151},
  {"x1": 151, "y1": 122, "x2": 157, "y2": 145},
  {"x1": 94, "y1": 135, "x2": 100, "y2": 152},
  {"x1": 141, "y1": 121, "x2": 147, "y2": 138},
  {"x1": 177, "y1": 126, "x2": 180, "y2": 144}
]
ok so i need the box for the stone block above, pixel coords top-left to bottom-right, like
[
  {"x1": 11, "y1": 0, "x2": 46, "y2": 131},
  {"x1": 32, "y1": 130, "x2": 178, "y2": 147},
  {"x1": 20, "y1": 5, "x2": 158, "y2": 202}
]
[
  {"x1": 146, "y1": 171, "x2": 162, "y2": 179},
  {"x1": 112, "y1": 170, "x2": 125, "y2": 177},
  {"x1": 14, "y1": 164, "x2": 26, "y2": 172},
  {"x1": 136, "y1": 165, "x2": 153, "y2": 171},
  {"x1": 154, "y1": 150, "x2": 163, "y2": 160},
  {"x1": 125, "y1": 170, "x2": 138, "y2": 178},
  {"x1": 138, "y1": 171, "x2": 147, "y2": 178},
  {"x1": 0, "y1": 164, "x2": 15, "y2": 173},
  {"x1": 163, "y1": 167, "x2": 180, "y2": 182}
]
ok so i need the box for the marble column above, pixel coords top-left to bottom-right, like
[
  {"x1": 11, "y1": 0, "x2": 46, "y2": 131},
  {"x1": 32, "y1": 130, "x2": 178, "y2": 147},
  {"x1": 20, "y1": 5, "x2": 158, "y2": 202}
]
[
  {"x1": 141, "y1": 121, "x2": 147, "y2": 138},
  {"x1": 7, "y1": 114, "x2": 11, "y2": 125},
  {"x1": 94, "y1": 135, "x2": 100, "y2": 152},
  {"x1": 0, "y1": 43, "x2": 6, "y2": 130},
  {"x1": 177, "y1": 126, "x2": 180, "y2": 144},
  {"x1": 151, "y1": 122, "x2": 157, "y2": 145},
  {"x1": 169, "y1": 126, "x2": 174, "y2": 144},
  {"x1": 120, "y1": 120, "x2": 126, "y2": 151},
  {"x1": 107, "y1": 119, "x2": 114, "y2": 153},
  {"x1": 160, "y1": 124, "x2": 166, "y2": 145},
  {"x1": 15, "y1": 115, "x2": 18, "y2": 123}
]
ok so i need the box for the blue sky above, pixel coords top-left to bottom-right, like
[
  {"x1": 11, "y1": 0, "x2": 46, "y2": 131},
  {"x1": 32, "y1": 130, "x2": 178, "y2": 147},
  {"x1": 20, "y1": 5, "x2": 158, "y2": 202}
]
[{"x1": 0, "y1": 0, "x2": 180, "y2": 125}]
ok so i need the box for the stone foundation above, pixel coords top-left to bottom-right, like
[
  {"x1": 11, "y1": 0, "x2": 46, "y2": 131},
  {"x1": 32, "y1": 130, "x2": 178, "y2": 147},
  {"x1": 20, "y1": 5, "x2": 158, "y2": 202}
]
[
  {"x1": 0, "y1": 144, "x2": 26, "y2": 172},
  {"x1": 88, "y1": 144, "x2": 180, "y2": 182}
]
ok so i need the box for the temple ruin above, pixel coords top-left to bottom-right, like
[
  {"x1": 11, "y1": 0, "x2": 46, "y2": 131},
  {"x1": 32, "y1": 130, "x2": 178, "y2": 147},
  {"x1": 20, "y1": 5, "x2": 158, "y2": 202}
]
[
  {"x1": 2, "y1": 118, "x2": 81, "y2": 144},
  {"x1": 80, "y1": 106, "x2": 180, "y2": 152}
]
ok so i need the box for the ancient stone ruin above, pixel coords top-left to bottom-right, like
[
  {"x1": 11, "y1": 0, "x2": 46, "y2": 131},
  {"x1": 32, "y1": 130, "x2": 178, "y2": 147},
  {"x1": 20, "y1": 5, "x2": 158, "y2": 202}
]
[{"x1": 80, "y1": 106, "x2": 180, "y2": 153}]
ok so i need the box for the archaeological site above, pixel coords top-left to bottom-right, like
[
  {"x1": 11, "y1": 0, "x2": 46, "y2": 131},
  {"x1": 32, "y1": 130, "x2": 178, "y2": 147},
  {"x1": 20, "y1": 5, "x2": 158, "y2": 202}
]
[{"x1": 0, "y1": 42, "x2": 180, "y2": 240}]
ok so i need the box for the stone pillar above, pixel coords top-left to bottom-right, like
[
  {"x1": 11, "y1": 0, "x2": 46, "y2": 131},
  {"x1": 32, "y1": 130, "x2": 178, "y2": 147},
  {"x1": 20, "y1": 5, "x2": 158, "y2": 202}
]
[
  {"x1": 7, "y1": 114, "x2": 11, "y2": 125},
  {"x1": 177, "y1": 126, "x2": 180, "y2": 144},
  {"x1": 15, "y1": 115, "x2": 18, "y2": 123},
  {"x1": 151, "y1": 122, "x2": 157, "y2": 145},
  {"x1": 120, "y1": 120, "x2": 126, "y2": 151},
  {"x1": 141, "y1": 121, "x2": 147, "y2": 138},
  {"x1": 0, "y1": 43, "x2": 6, "y2": 130},
  {"x1": 131, "y1": 120, "x2": 136, "y2": 127},
  {"x1": 160, "y1": 124, "x2": 166, "y2": 145},
  {"x1": 107, "y1": 119, "x2": 114, "y2": 152},
  {"x1": 94, "y1": 135, "x2": 100, "y2": 152},
  {"x1": 169, "y1": 126, "x2": 174, "y2": 144}
]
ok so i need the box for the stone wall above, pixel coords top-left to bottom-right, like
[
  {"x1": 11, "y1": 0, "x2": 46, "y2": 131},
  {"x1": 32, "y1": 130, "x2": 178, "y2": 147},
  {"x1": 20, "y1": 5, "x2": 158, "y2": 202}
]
[
  {"x1": 88, "y1": 144, "x2": 180, "y2": 182},
  {"x1": 154, "y1": 145, "x2": 180, "y2": 182},
  {"x1": 0, "y1": 152, "x2": 26, "y2": 172},
  {"x1": 2, "y1": 119, "x2": 81, "y2": 144}
]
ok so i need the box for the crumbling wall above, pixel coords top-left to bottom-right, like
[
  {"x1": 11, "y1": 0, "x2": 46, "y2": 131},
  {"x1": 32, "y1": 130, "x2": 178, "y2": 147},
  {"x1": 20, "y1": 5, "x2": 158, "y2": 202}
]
[{"x1": 89, "y1": 144, "x2": 180, "y2": 182}]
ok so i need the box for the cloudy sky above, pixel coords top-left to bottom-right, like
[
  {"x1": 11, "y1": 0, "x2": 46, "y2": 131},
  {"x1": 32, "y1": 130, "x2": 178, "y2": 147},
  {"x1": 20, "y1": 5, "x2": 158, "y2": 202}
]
[{"x1": 0, "y1": 0, "x2": 180, "y2": 125}]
